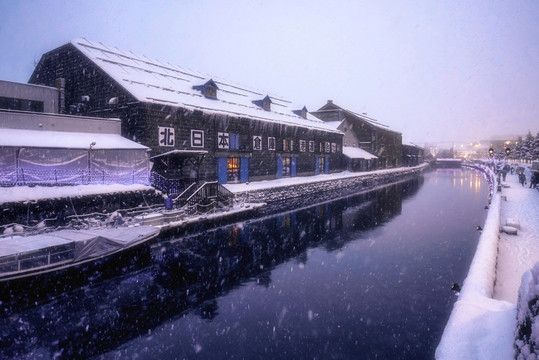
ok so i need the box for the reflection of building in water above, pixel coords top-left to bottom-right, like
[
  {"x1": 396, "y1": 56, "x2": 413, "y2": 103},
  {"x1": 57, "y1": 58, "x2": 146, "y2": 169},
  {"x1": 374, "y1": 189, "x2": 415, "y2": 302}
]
[{"x1": 0, "y1": 176, "x2": 423, "y2": 360}]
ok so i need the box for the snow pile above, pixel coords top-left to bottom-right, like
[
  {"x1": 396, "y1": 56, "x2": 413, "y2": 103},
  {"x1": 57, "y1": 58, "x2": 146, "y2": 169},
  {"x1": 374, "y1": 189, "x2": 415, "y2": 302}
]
[
  {"x1": 0, "y1": 184, "x2": 154, "y2": 204},
  {"x1": 515, "y1": 262, "x2": 539, "y2": 359},
  {"x1": 436, "y1": 166, "x2": 517, "y2": 359}
]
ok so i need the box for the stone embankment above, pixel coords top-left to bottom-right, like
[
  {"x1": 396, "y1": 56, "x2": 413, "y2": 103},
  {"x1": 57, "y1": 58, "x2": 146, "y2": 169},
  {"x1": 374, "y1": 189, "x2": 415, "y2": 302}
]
[
  {"x1": 230, "y1": 164, "x2": 429, "y2": 215},
  {"x1": 1, "y1": 164, "x2": 428, "y2": 234}
]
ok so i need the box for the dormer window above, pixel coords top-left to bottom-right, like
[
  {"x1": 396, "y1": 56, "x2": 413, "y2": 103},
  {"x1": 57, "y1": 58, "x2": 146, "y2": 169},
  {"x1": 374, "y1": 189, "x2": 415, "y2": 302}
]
[
  {"x1": 301, "y1": 106, "x2": 308, "y2": 119},
  {"x1": 205, "y1": 84, "x2": 217, "y2": 98},
  {"x1": 253, "y1": 95, "x2": 272, "y2": 111},
  {"x1": 193, "y1": 79, "x2": 219, "y2": 99},
  {"x1": 293, "y1": 106, "x2": 308, "y2": 119},
  {"x1": 262, "y1": 95, "x2": 271, "y2": 111}
]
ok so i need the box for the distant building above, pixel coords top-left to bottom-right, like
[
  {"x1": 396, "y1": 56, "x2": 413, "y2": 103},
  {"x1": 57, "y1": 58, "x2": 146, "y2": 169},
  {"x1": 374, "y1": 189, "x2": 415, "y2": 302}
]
[
  {"x1": 0, "y1": 81, "x2": 150, "y2": 187},
  {"x1": 311, "y1": 101, "x2": 402, "y2": 170},
  {"x1": 402, "y1": 143, "x2": 424, "y2": 167},
  {"x1": 0, "y1": 79, "x2": 61, "y2": 113},
  {"x1": 29, "y1": 39, "x2": 344, "y2": 192}
]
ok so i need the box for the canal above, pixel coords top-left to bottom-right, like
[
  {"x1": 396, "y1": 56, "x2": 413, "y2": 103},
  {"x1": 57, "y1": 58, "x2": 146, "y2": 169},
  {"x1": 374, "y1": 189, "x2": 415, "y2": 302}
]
[{"x1": 0, "y1": 168, "x2": 490, "y2": 359}]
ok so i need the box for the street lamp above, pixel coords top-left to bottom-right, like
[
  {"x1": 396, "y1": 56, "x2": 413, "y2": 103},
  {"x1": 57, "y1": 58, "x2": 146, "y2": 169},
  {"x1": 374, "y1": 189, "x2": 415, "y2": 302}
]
[{"x1": 88, "y1": 142, "x2": 96, "y2": 184}]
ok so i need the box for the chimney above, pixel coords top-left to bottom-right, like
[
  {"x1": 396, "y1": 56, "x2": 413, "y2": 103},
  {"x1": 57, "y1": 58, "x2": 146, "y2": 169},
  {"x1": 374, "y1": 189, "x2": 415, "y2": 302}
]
[
  {"x1": 55, "y1": 78, "x2": 65, "y2": 114},
  {"x1": 327, "y1": 100, "x2": 333, "y2": 104}
]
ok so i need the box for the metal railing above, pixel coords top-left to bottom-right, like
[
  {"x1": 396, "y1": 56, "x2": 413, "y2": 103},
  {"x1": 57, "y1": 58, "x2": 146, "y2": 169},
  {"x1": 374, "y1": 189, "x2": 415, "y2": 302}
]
[
  {"x1": 1, "y1": 168, "x2": 149, "y2": 187},
  {"x1": 178, "y1": 181, "x2": 234, "y2": 213}
]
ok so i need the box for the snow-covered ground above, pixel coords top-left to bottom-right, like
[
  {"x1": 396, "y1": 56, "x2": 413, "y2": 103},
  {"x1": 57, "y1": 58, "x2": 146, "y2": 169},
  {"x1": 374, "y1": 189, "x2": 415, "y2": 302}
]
[
  {"x1": 436, "y1": 164, "x2": 539, "y2": 359},
  {"x1": 223, "y1": 167, "x2": 422, "y2": 193},
  {"x1": 0, "y1": 184, "x2": 154, "y2": 204}
]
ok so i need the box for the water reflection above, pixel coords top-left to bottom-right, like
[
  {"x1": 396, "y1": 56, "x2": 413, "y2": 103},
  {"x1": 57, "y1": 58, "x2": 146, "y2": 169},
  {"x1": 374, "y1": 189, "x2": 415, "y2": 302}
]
[{"x1": 0, "y1": 170, "x2": 488, "y2": 360}]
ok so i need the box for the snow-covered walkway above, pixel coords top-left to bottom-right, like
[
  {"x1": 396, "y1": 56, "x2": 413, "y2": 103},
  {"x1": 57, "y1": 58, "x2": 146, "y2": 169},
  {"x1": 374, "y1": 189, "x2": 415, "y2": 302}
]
[
  {"x1": 494, "y1": 169, "x2": 539, "y2": 302},
  {"x1": 436, "y1": 164, "x2": 539, "y2": 359}
]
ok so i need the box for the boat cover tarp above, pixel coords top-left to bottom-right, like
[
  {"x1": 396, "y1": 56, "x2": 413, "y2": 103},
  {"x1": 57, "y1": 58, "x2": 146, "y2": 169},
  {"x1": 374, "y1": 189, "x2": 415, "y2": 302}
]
[{"x1": 0, "y1": 226, "x2": 160, "y2": 263}]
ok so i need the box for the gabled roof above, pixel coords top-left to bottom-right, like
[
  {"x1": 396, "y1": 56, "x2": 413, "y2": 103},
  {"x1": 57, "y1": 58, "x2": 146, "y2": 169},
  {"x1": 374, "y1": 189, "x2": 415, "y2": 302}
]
[
  {"x1": 312, "y1": 101, "x2": 401, "y2": 135},
  {"x1": 69, "y1": 38, "x2": 341, "y2": 134}
]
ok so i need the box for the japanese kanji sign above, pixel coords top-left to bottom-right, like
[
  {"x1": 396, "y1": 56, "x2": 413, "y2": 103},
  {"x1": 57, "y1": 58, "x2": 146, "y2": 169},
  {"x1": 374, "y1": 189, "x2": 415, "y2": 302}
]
[
  {"x1": 158, "y1": 126, "x2": 175, "y2": 147},
  {"x1": 191, "y1": 130, "x2": 204, "y2": 148},
  {"x1": 253, "y1": 135, "x2": 262, "y2": 150},
  {"x1": 218, "y1": 132, "x2": 229, "y2": 149},
  {"x1": 299, "y1": 140, "x2": 306, "y2": 152},
  {"x1": 268, "y1": 137, "x2": 276, "y2": 151}
]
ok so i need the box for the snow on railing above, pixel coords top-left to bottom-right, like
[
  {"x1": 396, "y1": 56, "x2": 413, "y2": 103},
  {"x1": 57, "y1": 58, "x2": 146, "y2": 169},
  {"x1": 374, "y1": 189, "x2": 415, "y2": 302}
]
[{"x1": 0, "y1": 168, "x2": 149, "y2": 187}]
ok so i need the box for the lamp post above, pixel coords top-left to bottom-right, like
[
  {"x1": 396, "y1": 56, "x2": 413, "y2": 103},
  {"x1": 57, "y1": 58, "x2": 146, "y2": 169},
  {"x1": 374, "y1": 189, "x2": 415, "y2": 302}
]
[{"x1": 88, "y1": 142, "x2": 96, "y2": 184}]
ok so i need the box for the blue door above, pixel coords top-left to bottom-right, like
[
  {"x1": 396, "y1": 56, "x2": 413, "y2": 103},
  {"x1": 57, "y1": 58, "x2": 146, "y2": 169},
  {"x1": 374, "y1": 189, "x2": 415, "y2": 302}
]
[
  {"x1": 315, "y1": 157, "x2": 320, "y2": 175},
  {"x1": 291, "y1": 157, "x2": 297, "y2": 177},
  {"x1": 240, "y1": 157, "x2": 249, "y2": 183},
  {"x1": 277, "y1": 157, "x2": 283, "y2": 179},
  {"x1": 325, "y1": 157, "x2": 330, "y2": 174},
  {"x1": 218, "y1": 157, "x2": 227, "y2": 184}
]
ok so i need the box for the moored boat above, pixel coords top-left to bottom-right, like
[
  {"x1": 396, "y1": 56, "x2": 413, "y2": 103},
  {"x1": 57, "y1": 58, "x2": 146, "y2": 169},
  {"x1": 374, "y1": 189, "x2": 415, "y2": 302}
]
[{"x1": 0, "y1": 226, "x2": 160, "y2": 283}]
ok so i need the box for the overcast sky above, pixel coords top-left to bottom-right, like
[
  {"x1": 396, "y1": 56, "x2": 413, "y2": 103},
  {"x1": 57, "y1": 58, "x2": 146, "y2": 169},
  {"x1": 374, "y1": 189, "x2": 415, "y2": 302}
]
[{"x1": 1, "y1": 0, "x2": 538, "y2": 146}]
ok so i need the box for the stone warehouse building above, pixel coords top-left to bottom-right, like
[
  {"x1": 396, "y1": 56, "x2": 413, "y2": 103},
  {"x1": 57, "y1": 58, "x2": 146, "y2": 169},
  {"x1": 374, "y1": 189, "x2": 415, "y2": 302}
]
[
  {"x1": 311, "y1": 101, "x2": 402, "y2": 170},
  {"x1": 29, "y1": 38, "x2": 344, "y2": 192}
]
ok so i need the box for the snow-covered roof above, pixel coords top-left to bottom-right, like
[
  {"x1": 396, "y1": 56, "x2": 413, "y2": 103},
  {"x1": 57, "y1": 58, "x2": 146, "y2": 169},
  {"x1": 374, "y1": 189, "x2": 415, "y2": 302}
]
[
  {"x1": 70, "y1": 38, "x2": 341, "y2": 135},
  {"x1": 312, "y1": 103, "x2": 401, "y2": 135},
  {"x1": 403, "y1": 142, "x2": 423, "y2": 149},
  {"x1": 342, "y1": 146, "x2": 377, "y2": 159},
  {"x1": 0, "y1": 128, "x2": 148, "y2": 150},
  {"x1": 323, "y1": 120, "x2": 343, "y2": 130}
]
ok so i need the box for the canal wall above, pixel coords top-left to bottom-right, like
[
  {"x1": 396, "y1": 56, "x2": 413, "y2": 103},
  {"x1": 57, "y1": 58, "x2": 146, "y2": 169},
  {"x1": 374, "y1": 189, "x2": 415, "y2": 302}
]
[
  {"x1": 0, "y1": 164, "x2": 428, "y2": 236},
  {"x1": 231, "y1": 164, "x2": 429, "y2": 215},
  {"x1": 436, "y1": 164, "x2": 512, "y2": 359}
]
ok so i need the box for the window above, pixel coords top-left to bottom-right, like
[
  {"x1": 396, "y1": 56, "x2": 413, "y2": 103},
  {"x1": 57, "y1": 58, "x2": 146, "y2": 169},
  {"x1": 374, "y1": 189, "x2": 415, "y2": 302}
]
[
  {"x1": 191, "y1": 130, "x2": 204, "y2": 148},
  {"x1": 205, "y1": 86, "x2": 217, "y2": 98},
  {"x1": 230, "y1": 134, "x2": 239, "y2": 149},
  {"x1": 325, "y1": 142, "x2": 331, "y2": 153},
  {"x1": 309, "y1": 141, "x2": 315, "y2": 153},
  {"x1": 193, "y1": 79, "x2": 219, "y2": 99},
  {"x1": 0, "y1": 96, "x2": 44, "y2": 112},
  {"x1": 282, "y1": 139, "x2": 294, "y2": 152},
  {"x1": 331, "y1": 143, "x2": 336, "y2": 153},
  {"x1": 227, "y1": 158, "x2": 240, "y2": 183},
  {"x1": 282, "y1": 157, "x2": 291, "y2": 177},
  {"x1": 320, "y1": 142, "x2": 324, "y2": 153},
  {"x1": 268, "y1": 137, "x2": 276, "y2": 151},
  {"x1": 301, "y1": 106, "x2": 307, "y2": 119},
  {"x1": 319, "y1": 157, "x2": 326, "y2": 174}
]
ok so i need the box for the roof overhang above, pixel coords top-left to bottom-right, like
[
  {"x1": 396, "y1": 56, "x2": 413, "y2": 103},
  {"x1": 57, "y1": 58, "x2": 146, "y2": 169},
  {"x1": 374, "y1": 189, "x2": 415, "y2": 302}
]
[
  {"x1": 342, "y1": 146, "x2": 378, "y2": 160},
  {"x1": 150, "y1": 149, "x2": 209, "y2": 159},
  {"x1": 0, "y1": 129, "x2": 148, "y2": 150}
]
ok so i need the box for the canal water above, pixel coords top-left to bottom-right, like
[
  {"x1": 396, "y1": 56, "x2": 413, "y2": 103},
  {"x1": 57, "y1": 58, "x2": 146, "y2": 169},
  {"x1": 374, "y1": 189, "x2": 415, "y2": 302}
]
[{"x1": 0, "y1": 168, "x2": 490, "y2": 360}]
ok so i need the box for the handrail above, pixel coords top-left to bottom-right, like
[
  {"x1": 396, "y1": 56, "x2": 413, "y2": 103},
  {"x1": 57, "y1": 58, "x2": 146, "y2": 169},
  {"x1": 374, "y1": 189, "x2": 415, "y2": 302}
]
[
  {"x1": 216, "y1": 183, "x2": 234, "y2": 199},
  {"x1": 173, "y1": 182, "x2": 197, "y2": 202},
  {"x1": 184, "y1": 181, "x2": 218, "y2": 204}
]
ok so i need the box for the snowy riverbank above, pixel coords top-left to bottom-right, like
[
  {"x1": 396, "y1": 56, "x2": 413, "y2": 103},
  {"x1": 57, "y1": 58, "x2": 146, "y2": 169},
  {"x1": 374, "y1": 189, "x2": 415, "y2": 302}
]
[{"x1": 436, "y1": 164, "x2": 539, "y2": 359}]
